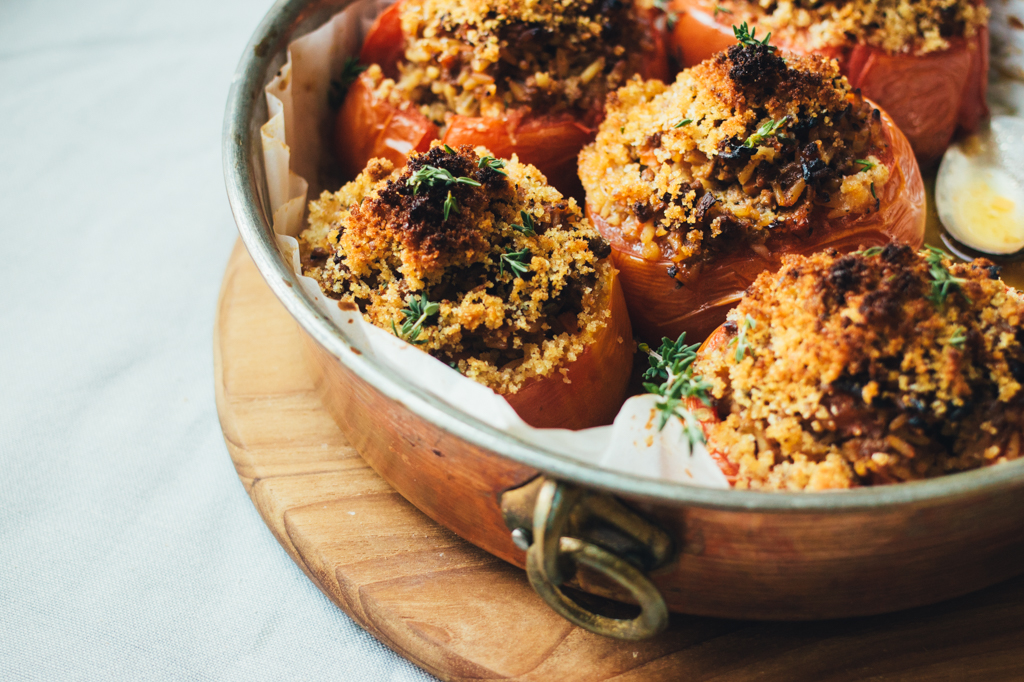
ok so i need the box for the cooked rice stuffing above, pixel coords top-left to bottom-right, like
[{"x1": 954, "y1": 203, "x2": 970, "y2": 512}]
[
  {"x1": 696, "y1": 244, "x2": 1024, "y2": 491},
  {"x1": 578, "y1": 42, "x2": 889, "y2": 267},
  {"x1": 698, "y1": 0, "x2": 988, "y2": 55},
  {"x1": 299, "y1": 144, "x2": 615, "y2": 394},
  {"x1": 370, "y1": 0, "x2": 659, "y2": 125}
]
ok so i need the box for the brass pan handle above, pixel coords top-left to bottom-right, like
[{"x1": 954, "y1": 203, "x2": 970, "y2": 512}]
[{"x1": 523, "y1": 479, "x2": 670, "y2": 640}]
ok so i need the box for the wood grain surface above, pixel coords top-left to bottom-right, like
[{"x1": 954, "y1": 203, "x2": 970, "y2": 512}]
[{"x1": 214, "y1": 240, "x2": 1024, "y2": 681}]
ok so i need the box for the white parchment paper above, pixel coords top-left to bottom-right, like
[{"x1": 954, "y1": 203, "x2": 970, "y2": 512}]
[{"x1": 258, "y1": 0, "x2": 729, "y2": 488}]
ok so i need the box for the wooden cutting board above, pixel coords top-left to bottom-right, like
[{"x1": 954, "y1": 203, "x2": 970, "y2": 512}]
[{"x1": 214, "y1": 240, "x2": 1024, "y2": 681}]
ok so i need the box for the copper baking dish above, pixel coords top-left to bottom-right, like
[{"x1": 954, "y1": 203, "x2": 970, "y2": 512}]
[{"x1": 223, "y1": 0, "x2": 1024, "y2": 639}]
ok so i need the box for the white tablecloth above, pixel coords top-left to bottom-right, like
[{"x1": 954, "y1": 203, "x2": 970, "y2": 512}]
[{"x1": 0, "y1": 2, "x2": 435, "y2": 679}]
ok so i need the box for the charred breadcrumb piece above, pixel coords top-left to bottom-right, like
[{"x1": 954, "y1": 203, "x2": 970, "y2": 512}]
[
  {"x1": 578, "y1": 43, "x2": 889, "y2": 269},
  {"x1": 695, "y1": 245, "x2": 1024, "y2": 491},
  {"x1": 366, "y1": 0, "x2": 659, "y2": 126},
  {"x1": 704, "y1": 0, "x2": 987, "y2": 55},
  {"x1": 299, "y1": 144, "x2": 614, "y2": 395}
]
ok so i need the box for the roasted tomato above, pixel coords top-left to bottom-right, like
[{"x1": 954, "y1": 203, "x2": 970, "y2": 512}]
[
  {"x1": 334, "y1": 0, "x2": 670, "y2": 195},
  {"x1": 669, "y1": 0, "x2": 989, "y2": 166},
  {"x1": 507, "y1": 269, "x2": 633, "y2": 429},
  {"x1": 589, "y1": 104, "x2": 924, "y2": 344}
]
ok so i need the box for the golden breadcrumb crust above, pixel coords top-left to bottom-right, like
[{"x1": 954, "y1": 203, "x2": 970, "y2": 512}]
[
  {"x1": 696, "y1": 244, "x2": 1024, "y2": 491},
  {"x1": 373, "y1": 0, "x2": 657, "y2": 125},
  {"x1": 702, "y1": 0, "x2": 988, "y2": 55},
  {"x1": 578, "y1": 44, "x2": 888, "y2": 265},
  {"x1": 299, "y1": 144, "x2": 615, "y2": 394}
]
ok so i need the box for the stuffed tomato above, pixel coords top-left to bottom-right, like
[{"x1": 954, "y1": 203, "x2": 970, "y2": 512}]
[
  {"x1": 669, "y1": 0, "x2": 989, "y2": 165},
  {"x1": 689, "y1": 245, "x2": 1024, "y2": 490},
  {"x1": 335, "y1": 0, "x2": 669, "y2": 197},
  {"x1": 577, "y1": 42, "x2": 925, "y2": 345},
  {"x1": 299, "y1": 144, "x2": 633, "y2": 430}
]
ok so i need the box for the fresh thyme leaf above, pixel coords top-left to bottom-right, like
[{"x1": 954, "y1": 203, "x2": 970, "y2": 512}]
[
  {"x1": 477, "y1": 155, "x2": 508, "y2": 176},
  {"x1": 500, "y1": 249, "x2": 532, "y2": 278},
  {"x1": 620, "y1": 126, "x2": 626, "y2": 134},
  {"x1": 443, "y1": 190, "x2": 459, "y2": 221},
  {"x1": 714, "y1": 3, "x2": 732, "y2": 16},
  {"x1": 728, "y1": 314, "x2": 757, "y2": 362},
  {"x1": 392, "y1": 294, "x2": 441, "y2": 345},
  {"x1": 443, "y1": 144, "x2": 457, "y2": 154},
  {"x1": 855, "y1": 246, "x2": 885, "y2": 257},
  {"x1": 653, "y1": 0, "x2": 679, "y2": 28},
  {"x1": 639, "y1": 333, "x2": 714, "y2": 445},
  {"x1": 733, "y1": 22, "x2": 774, "y2": 50},
  {"x1": 855, "y1": 159, "x2": 876, "y2": 171},
  {"x1": 673, "y1": 118, "x2": 693, "y2": 128},
  {"x1": 407, "y1": 165, "x2": 482, "y2": 194},
  {"x1": 513, "y1": 210, "x2": 536, "y2": 236},
  {"x1": 921, "y1": 245, "x2": 971, "y2": 308},
  {"x1": 743, "y1": 116, "x2": 788, "y2": 148},
  {"x1": 870, "y1": 181, "x2": 879, "y2": 211},
  {"x1": 328, "y1": 57, "x2": 368, "y2": 107},
  {"x1": 949, "y1": 326, "x2": 967, "y2": 349}
]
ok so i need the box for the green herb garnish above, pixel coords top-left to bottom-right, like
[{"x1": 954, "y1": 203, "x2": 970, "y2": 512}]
[
  {"x1": 500, "y1": 249, "x2": 532, "y2": 278},
  {"x1": 443, "y1": 190, "x2": 459, "y2": 221},
  {"x1": 856, "y1": 246, "x2": 885, "y2": 257},
  {"x1": 407, "y1": 165, "x2": 482, "y2": 194},
  {"x1": 733, "y1": 22, "x2": 774, "y2": 50},
  {"x1": 743, "y1": 116, "x2": 788, "y2": 148},
  {"x1": 513, "y1": 210, "x2": 536, "y2": 236},
  {"x1": 728, "y1": 314, "x2": 757, "y2": 362},
  {"x1": 639, "y1": 334, "x2": 714, "y2": 445},
  {"x1": 391, "y1": 295, "x2": 440, "y2": 345},
  {"x1": 855, "y1": 159, "x2": 876, "y2": 171},
  {"x1": 922, "y1": 245, "x2": 970, "y2": 308},
  {"x1": 870, "y1": 181, "x2": 879, "y2": 211},
  {"x1": 478, "y1": 155, "x2": 508, "y2": 176},
  {"x1": 714, "y1": 3, "x2": 732, "y2": 16},
  {"x1": 653, "y1": 0, "x2": 679, "y2": 29},
  {"x1": 328, "y1": 57, "x2": 368, "y2": 107},
  {"x1": 949, "y1": 326, "x2": 967, "y2": 349},
  {"x1": 673, "y1": 118, "x2": 693, "y2": 128}
]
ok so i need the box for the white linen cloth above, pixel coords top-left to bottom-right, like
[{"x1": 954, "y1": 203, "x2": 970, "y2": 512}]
[{"x1": 0, "y1": 1, "x2": 435, "y2": 679}]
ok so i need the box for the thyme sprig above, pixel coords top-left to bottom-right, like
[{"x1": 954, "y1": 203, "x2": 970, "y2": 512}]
[
  {"x1": 391, "y1": 295, "x2": 440, "y2": 345},
  {"x1": 407, "y1": 165, "x2": 481, "y2": 194},
  {"x1": 673, "y1": 118, "x2": 693, "y2": 128},
  {"x1": 500, "y1": 249, "x2": 532, "y2": 278},
  {"x1": 714, "y1": 4, "x2": 732, "y2": 16},
  {"x1": 729, "y1": 314, "x2": 757, "y2": 362},
  {"x1": 733, "y1": 22, "x2": 774, "y2": 50},
  {"x1": 653, "y1": 0, "x2": 679, "y2": 29},
  {"x1": 855, "y1": 159, "x2": 876, "y2": 171},
  {"x1": 743, "y1": 116, "x2": 788, "y2": 148},
  {"x1": 443, "y1": 191, "x2": 460, "y2": 221},
  {"x1": 478, "y1": 155, "x2": 508, "y2": 176},
  {"x1": 922, "y1": 245, "x2": 970, "y2": 308},
  {"x1": 513, "y1": 210, "x2": 536, "y2": 236},
  {"x1": 949, "y1": 325, "x2": 967, "y2": 349},
  {"x1": 639, "y1": 334, "x2": 714, "y2": 445},
  {"x1": 328, "y1": 58, "x2": 368, "y2": 107}
]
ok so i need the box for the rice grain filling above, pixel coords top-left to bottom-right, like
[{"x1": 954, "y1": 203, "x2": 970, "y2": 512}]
[
  {"x1": 578, "y1": 42, "x2": 890, "y2": 272},
  {"x1": 371, "y1": 0, "x2": 659, "y2": 126},
  {"x1": 299, "y1": 144, "x2": 615, "y2": 394},
  {"x1": 697, "y1": 244, "x2": 1024, "y2": 491}
]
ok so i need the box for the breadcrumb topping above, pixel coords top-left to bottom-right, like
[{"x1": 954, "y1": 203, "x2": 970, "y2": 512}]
[
  {"x1": 696, "y1": 244, "x2": 1024, "y2": 491},
  {"x1": 578, "y1": 43, "x2": 888, "y2": 269},
  {"x1": 703, "y1": 0, "x2": 988, "y2": 55},
  {"x1": 299, "y1": 144, "x2": 616, "y2": 394},
  {"x1": 375, "y1": 0, "x2": 658, "y2": 125}
]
